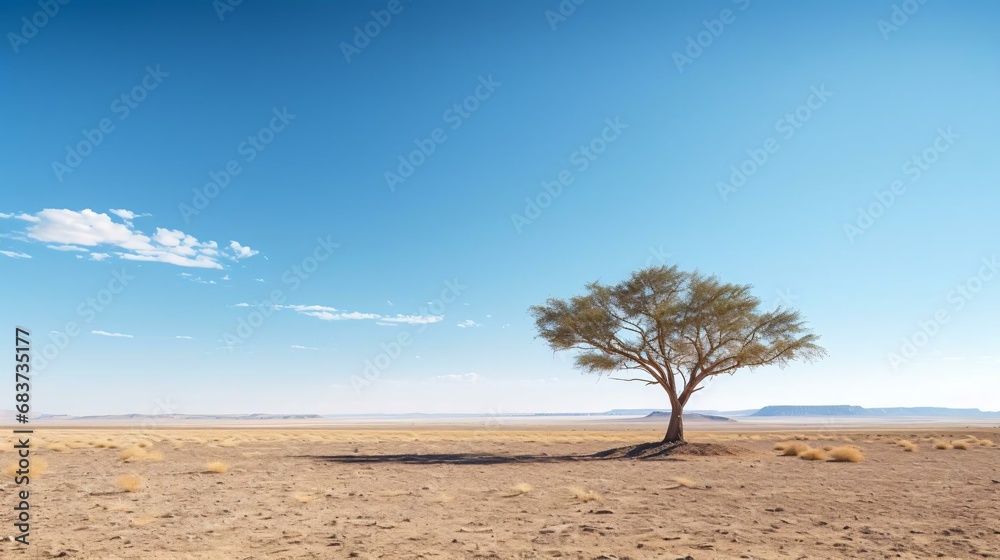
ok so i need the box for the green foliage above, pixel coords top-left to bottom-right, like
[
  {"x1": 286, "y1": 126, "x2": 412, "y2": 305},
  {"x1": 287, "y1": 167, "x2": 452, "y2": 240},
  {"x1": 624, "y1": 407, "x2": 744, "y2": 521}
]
[{"x1": 530, "y1": 265, "x2": 826, "y2": 403}]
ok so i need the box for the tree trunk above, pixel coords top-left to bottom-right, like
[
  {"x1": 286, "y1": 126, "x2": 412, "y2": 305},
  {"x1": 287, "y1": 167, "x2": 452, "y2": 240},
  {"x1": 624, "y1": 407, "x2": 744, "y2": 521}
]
[{"x1": 663, "y1": 404, "x2": 685, "y2": 443}]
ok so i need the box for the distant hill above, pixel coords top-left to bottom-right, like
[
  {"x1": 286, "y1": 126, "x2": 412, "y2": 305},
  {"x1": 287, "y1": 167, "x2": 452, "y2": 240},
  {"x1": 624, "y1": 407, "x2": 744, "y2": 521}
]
[
  {"x1": 752, "y1": 405, "x2": 999, "y2": 418},
  {"x1": 41, "y1": 413, "x2": 323, "y2": 421},
  {"x1": 644, "y1": 411, "x2": 736, "y2": 422}
]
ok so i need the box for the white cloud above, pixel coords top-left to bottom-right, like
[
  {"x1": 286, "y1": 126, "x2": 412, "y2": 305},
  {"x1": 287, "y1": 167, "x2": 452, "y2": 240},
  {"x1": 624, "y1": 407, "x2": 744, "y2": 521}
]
[
  {"x1": 91, "y1": 330, "x2": 133, "y2": 338},
  {"x1": 108, "y1": 209, "x2": 149, "y2": 222},
  {"x1": 270, "y1": 304, "x2": 443, "y2": 326},
  {"x1": 379, "y1": 314, "x2": 444, "y2": 325},
  {"x1": 0, "y1": 250, "x2": 31, "y2": 259},
  {"x1": 430, "y1": 372, "x2": 481, "y2": 383},
  {"x1": 175, "y1": 335, "x2": 193, "y2": 339},
  {"x1": 222, "y1": 274, "x2": 230, "y2": 281},
  {"x1": 254, "y1": 278, "x2": 265, "y2": 282},
  {"x1": 291, "y1": 345, "x2": 319, "y2": 350},
  {"x1": 90, "y1": 253, "x2": 110, "y2": 261},
  {"x1": 229, "y1": 241, "x2": 259, "y2": 259},
  {"x1": 457, "y1": 319, "x2": 481, "y2": 328},
  {"x1": 47, "y1": 244, "x2": 88, "y2": 252},
  {"x1": 4, "y1": 208, "x2": 254, "y2": 269}
]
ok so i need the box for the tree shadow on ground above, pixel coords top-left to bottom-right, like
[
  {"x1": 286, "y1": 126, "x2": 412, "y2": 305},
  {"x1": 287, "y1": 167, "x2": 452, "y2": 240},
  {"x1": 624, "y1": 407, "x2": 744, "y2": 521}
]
[{"x1": 300, "y1": 441, "x2": 695, "y2": 465}]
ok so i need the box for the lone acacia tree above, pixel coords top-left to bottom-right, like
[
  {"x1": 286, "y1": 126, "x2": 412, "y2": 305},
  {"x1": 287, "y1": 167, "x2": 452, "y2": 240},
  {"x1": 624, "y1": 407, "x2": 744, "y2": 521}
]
[{"x1": 530, "y1": 265, "x2": 825, "y2": 445}]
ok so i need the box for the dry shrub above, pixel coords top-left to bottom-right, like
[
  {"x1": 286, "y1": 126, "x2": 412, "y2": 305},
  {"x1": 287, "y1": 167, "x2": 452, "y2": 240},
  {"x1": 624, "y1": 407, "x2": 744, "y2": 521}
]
[
  {"x1": 827, "y1": 446, "x2": 864, "y2": 462},
  {"x1": 901, "y1": 442, "x2": 918, "y2": 452},
  {"x1": 205, "y1": 461, "x2": 229, "y2": 473},
  {"x1": 568, "y1": 487, "x2": 601, "y2": 502},
  {"x1": 776, "y1": 442, "x2": 810, "y2": 456},
  {"x1": 46, "y1": 443, "x2": 68, "y2": 452},
  {"x1": 975, "y1": 438, "x2": 994, "y2": 447},
  {"x1": 794, "y1": 434, "x2": 811, "y2": 441},
  {"x1": 933, "y1": 441, "x2": 951, "y2": 450},
  {"x1": 115, "y1": 475, "x2": 143, "y2": 493},
  {"x1": 822, "y1": 446, "x2": 834, "y2": 451},
  {"x1": 799, "y1": 448, "x2": 827, "y2": 460},
  {"x1": 951, "y1": 440, "x2": 971, "y2": 450}
]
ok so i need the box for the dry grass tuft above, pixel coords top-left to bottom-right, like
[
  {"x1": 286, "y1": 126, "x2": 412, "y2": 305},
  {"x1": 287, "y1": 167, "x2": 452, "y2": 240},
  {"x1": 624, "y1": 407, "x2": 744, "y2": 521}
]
[
  {"x1": 799, "y1": 448, "x2": 827, "y2": 460},
  {"x1": 119, "y1": 446, "x2": 163, "y2": 462},
  {"x1": 115, "y1": 475, "x2": 143, "y2": 493},
  {"x1": 508, "y1": 483, "x2": 533, "y2": 496},
  {"x1": 827, "y1": 446, "x2": 865, "y2": 462},
  {"x1": 671, "y1": 477, "x2": 698, "y2": 488},
  {"x1": 775, "y1": 442, "x2": 810, "y2": 456},
  {"x1": 933, "y1": 441, "x2": 951, "y2": 450},
  {"x1": 46, "y1": 443, "x2": 68, "y2": 452},
  {"x1": 951, "y1": 440, "x2": 971, "y2": 450},
  {"x1": 568, "y1": 487, "x2": 601, "y2": 502},
  {"x1": 978, "y1": 438, "x2": 994, "y2": 447},
  {"x1": 205, "y1": 461, "x2": 229, "y2": 473},
  {"x1": 293, "y1": 492, "x2": 314, "y2": 503}
]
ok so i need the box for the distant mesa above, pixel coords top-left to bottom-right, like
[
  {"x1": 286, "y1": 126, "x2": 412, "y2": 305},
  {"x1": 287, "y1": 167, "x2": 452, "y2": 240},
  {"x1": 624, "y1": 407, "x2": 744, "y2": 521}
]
[
  {"x1": 753, "y1": 405, "x2": 869, "y2": 417},
  {"x1": 644, "y1": 411, "x2": 736, "y2": 422},
  {"x1": 751, "y1": 405, "x2": 998, "y2": 418}
]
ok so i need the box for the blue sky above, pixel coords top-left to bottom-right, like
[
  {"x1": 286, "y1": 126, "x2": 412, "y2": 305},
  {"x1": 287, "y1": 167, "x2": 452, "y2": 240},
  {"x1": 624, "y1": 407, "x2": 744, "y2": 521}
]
[{"x1": 2, "y1": 0, "x2": 998, "y2": 415}]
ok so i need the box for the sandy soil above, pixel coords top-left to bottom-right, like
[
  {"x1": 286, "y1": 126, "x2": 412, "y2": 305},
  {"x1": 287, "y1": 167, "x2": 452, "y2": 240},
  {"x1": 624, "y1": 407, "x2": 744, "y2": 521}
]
[{"x1": 1, "y1": 426, "x2": 998, "y2": 559}]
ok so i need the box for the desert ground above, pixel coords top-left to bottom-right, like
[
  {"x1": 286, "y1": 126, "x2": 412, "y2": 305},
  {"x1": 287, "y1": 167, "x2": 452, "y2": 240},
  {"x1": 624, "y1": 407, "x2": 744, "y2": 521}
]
[{"x1": 1, "y1": 422, "x2": 999, "y2": 559}]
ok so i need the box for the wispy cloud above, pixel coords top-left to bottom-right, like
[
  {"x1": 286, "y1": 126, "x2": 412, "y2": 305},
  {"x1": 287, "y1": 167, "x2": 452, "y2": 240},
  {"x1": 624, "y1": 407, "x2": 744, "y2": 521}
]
[
  {"x1": 175, "y1": 335, "x2": 193, "y2": 339},
  {"x1": 291, "y1": 344, "x2": 319, "y2": 350},
  {"x1": 457, "y1": 319, "x2": 481, "y2": 328},
  {"x1": 1, "y1": 209, "x2": 258, "y2": 269},
  {"x1": 234, "y1": 303, "x2": 444, "y2": 325},
  {"x1": 46, "y1": 244, "x2": 88, "y2": 252},
  {"x1": 0, "y1": 250, "x2": 31, "y2": 259},
  {"x1": 91, "y1": 330, "x2": 133, "y2": 338}
]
